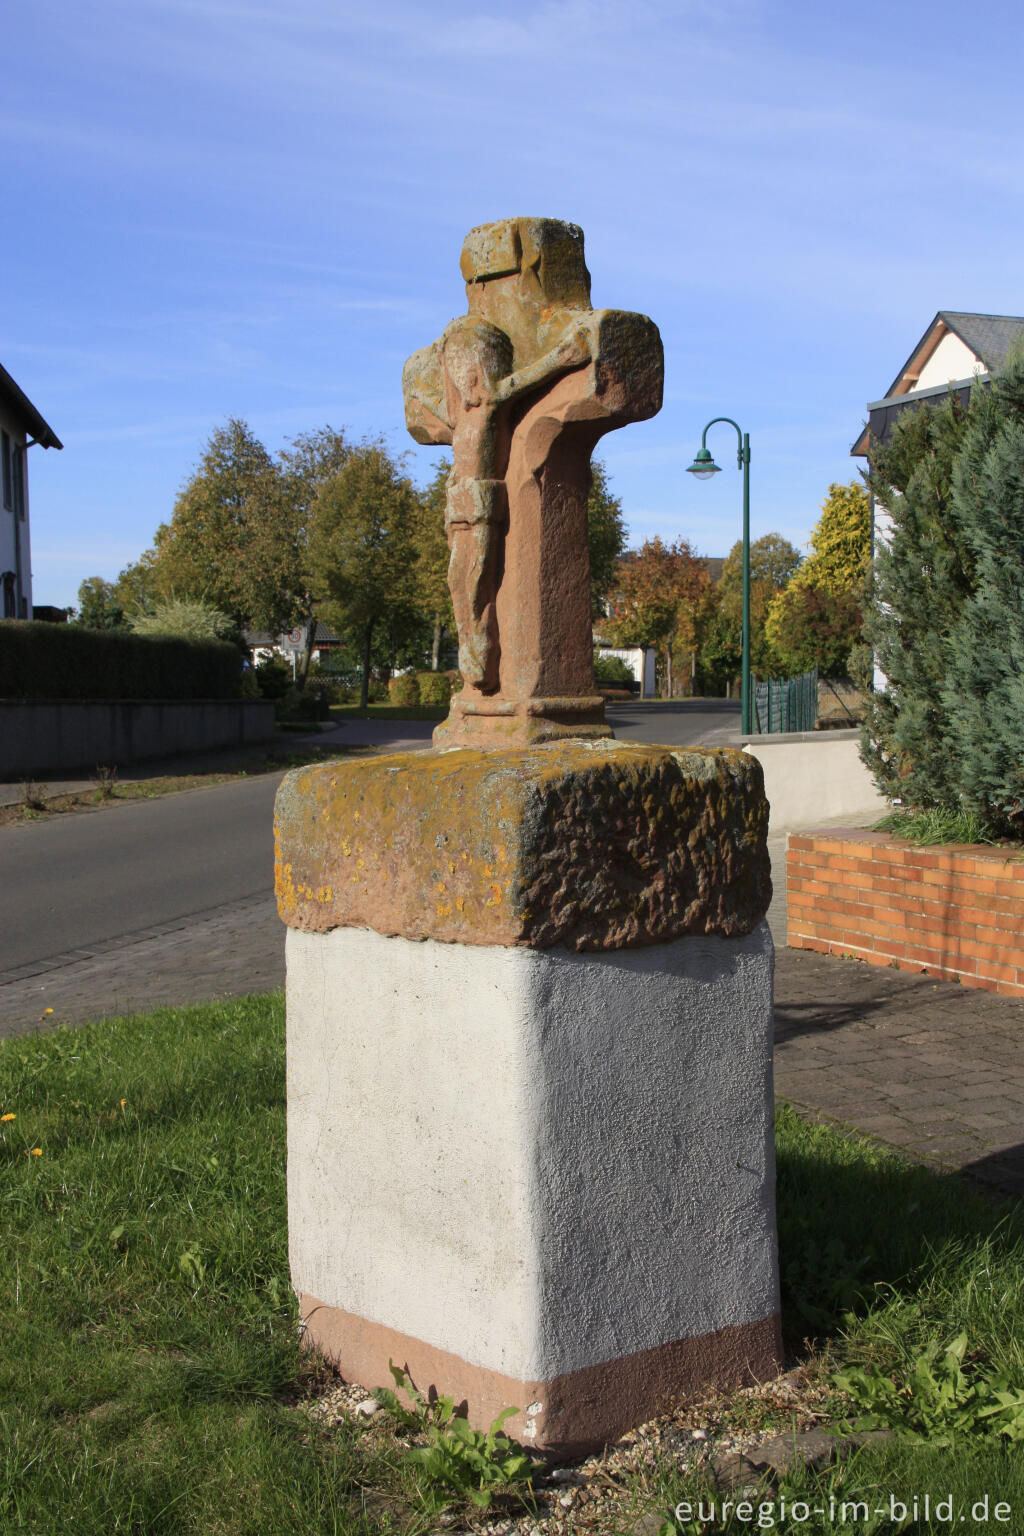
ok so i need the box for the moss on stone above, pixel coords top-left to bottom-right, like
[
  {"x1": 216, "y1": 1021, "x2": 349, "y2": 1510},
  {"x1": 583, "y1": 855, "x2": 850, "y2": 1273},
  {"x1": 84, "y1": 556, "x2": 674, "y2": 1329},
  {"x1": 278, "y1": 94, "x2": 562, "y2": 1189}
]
[{"x1": 274, "y1": 740, "x2": 770, "y2": 951}]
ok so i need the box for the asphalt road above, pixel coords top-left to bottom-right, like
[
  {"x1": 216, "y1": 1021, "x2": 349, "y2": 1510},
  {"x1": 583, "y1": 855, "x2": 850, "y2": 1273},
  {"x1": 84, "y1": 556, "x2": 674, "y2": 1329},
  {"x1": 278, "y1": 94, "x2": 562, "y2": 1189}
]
[
  {"x1": 0, "y1": 701, "x2": 740, "y2": 984},
  {"x1": 608, "y1": 698, "x2": 740, "y2": 748}
]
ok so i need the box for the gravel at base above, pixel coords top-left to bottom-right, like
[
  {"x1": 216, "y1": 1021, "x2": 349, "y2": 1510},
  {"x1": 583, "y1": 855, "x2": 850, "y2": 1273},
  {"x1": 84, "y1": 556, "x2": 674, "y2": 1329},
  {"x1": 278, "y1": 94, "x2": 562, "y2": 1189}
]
[{"x1": 306, "y1": 1367, "x2": 831, "y2": 1534}]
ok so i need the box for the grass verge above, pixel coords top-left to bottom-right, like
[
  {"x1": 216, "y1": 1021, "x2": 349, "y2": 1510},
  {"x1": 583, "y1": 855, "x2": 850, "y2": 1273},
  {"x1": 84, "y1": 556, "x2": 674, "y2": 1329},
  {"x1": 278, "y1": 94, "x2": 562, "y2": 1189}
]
[
  {"x1": 4, "y1": 999, "x2": 1024, "y2": 1531},
  {"x1": 0, "y1": 745, "x2": 364, "y2": 829}
]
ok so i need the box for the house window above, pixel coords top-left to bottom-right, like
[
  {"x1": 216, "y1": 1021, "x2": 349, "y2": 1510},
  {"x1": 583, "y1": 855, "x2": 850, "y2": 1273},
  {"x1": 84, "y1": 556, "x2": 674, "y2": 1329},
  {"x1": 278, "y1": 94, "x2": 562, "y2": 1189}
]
[
  {"x1": 1, "y1": 432, "x2": 11, "y2": 510},
  {"x1": 2, "y1": 572, "x2": 15, "y2": 618}
]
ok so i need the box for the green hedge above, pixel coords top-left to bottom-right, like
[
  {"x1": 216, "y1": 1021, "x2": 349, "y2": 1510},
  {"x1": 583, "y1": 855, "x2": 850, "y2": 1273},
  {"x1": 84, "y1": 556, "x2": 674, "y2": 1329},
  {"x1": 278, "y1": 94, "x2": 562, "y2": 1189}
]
[
  {"x1": 0, "y1": 621, "x2": 243, "y2": 701},
  {"x1": 388, "y1": 673, "x2": 420, "y2": 706},
  {"x1": 415, "y1": 671, "x2": 451, "y2": 706}
]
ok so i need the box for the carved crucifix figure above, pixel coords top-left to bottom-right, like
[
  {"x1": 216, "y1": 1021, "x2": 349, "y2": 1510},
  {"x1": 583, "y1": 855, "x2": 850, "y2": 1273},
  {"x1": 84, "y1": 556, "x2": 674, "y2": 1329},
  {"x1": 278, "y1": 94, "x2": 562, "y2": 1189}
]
[{"x1": 404, "y1": 217, "x2": 663, "y2": 748}]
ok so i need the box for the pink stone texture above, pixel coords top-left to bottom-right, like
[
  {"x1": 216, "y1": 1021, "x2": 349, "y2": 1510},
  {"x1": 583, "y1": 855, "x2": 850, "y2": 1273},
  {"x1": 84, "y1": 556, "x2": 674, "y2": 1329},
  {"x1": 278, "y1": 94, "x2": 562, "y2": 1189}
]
[{"x1": 403, "y1": 217, "x2": 663, "y2": 748}]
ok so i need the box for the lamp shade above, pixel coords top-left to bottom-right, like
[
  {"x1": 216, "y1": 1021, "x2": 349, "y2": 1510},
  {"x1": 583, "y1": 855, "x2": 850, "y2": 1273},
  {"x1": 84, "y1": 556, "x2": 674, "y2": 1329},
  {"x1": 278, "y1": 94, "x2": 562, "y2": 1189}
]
[{"x1": 686, "y1": 447, "x2": 721, "y2": 480}]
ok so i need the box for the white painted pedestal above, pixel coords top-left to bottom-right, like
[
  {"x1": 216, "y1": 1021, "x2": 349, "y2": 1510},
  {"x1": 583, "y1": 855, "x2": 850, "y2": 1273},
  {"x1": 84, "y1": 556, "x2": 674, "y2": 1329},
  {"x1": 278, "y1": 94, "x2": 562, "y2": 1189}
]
[{"x1": 286, "y1": 920, "x2": 780, "y2": 1454}]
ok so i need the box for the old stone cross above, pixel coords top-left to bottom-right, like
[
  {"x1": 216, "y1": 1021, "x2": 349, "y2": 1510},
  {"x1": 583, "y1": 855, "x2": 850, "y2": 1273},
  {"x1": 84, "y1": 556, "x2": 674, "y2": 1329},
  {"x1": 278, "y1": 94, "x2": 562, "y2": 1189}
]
[{"x1": 403, "y1": 217, "x2": 663, "y2": 748}]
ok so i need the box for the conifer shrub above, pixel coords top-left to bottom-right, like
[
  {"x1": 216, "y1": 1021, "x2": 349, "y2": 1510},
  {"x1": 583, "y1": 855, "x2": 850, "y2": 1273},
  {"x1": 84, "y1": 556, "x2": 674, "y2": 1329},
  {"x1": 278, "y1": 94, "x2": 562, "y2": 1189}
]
[
  {"x1": 942, "y1": 359, "x2": 1024, "y2": 834},
  {"x1": 860, "y1": 388, "x2": 980, "y2": 808}
]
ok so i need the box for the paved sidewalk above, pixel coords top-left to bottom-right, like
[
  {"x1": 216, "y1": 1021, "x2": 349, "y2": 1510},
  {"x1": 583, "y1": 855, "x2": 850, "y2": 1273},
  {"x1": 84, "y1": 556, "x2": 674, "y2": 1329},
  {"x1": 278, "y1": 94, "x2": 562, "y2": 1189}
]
[
  {"x1": 3, "y1": 804, "x2": 1023, "y2": 1201},
  {"x1": 774, "y1": 947, "x2": 1024, "y2": 1200}
]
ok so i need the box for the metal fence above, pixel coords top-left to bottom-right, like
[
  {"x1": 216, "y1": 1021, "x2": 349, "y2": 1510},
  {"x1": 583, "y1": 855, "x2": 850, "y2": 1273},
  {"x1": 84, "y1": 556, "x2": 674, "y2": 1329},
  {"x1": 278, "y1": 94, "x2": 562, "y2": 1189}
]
[{"x1": 753, "y1": 669, "x2": 818, "y2": 734}]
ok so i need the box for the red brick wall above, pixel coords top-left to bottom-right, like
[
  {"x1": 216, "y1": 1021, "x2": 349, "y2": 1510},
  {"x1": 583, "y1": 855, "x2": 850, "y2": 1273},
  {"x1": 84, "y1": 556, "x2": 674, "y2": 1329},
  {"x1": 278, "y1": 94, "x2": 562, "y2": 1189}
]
[{"x1": 787, "y1": 830, "x2": 1024, "y2": 997}]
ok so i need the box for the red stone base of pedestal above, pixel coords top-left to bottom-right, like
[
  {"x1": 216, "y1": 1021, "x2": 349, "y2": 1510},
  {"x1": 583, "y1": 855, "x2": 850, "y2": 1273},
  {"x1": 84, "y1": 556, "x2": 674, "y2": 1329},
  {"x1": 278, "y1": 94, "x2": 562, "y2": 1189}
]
[{"x1": 298, "y1": 1294, "x2": 784, "y2": 1459}]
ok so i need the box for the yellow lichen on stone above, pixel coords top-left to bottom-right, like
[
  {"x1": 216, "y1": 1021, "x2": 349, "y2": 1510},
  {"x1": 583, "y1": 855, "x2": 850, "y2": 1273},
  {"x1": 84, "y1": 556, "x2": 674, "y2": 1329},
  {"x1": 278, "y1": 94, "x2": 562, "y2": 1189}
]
[{"x1": 273, "y1": 740, "x2": 770, "y2": 951}]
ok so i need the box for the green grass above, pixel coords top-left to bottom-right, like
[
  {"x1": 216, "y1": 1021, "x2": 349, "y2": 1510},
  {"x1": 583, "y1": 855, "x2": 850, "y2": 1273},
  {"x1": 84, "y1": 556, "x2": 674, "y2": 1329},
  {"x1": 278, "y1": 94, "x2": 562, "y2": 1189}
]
[
  {"x1": 874, "y1": 805, "x2": 1003, "y2": 847},
  {"x1": 653, "y1": 1108, "x2": 1024, "y2": 1531},
  {"x1": 0, "y1": 995, "x2": 423, "y2": 1535},
  {"x1": 5, "y1": 1002, "x2": 1024, "y2": 1532}
]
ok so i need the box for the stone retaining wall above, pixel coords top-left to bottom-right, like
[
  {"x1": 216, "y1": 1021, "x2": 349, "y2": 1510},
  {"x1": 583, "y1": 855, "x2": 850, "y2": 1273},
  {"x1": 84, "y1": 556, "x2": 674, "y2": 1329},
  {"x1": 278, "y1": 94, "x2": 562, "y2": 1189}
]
[
  {"x1": 788, "y1": 829, "x2": 1024, "y2": 997},
  {"x1": 741, "y1": 730, "x2": 888, "y2": 829}
]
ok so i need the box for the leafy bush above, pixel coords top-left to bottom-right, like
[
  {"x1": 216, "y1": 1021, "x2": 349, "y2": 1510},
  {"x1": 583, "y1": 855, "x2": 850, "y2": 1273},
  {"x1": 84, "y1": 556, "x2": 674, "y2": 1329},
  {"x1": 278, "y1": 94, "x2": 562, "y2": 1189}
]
[
  {"x1": 0, "y1": 620, "x2": 241, "y2": 700},
  {"x1": 593, "y1": 652, "x2": 634, "y2": 683},
  {"x1": 253, "y1": 656, "x2": 292, "y2": 700},
  {"x1": 276, "y1": 687, "x2": 329, "y2": 723},
  {"x1": 129, "y1": 598, "x2": 236, "y2": 642},
  {"x1": 415, "y1": 670, "x2": 451, "y2": 706},
  {"x1": 388, "y1": 673, "x2": 419, "y2": 706},
  {"x1": 313, "y1": 677, "x2": 352, "y2": 705}
]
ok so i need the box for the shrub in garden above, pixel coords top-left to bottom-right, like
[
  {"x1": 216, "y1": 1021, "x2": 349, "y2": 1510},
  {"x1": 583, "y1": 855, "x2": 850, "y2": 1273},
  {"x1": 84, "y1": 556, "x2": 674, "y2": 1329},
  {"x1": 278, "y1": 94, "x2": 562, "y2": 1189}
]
[
  {"x1": 388, "y1": 673, "x2": 419, "y2": 706},
  {"x1": 276, "y1": 686, "x2": 330, "y2": 723},
  {"x1": 129, "y1": 597, "x2": 236, "y2": 642},
  {"x1": 942, "y1": 359, "x2": 1024, "y2": 833},
  {"x1": 253, "y1": 656, "x2": 292, "y2": 700},
  {"x1": 593, "y1": 652, "x2": 635, "y2": 684},
  {"x1": 860, "y1": 388, "x2": 980, "y2": 808},
  {"x1": 415, "y1": 671, "x2": 451, "y2": 706}
]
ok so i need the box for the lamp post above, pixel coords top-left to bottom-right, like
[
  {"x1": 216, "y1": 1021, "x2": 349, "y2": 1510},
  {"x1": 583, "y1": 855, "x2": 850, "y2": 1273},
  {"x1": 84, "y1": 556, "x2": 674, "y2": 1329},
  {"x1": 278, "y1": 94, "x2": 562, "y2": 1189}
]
[{"x1": 686, "y1": 419, "x2": 753, "y2": 735}]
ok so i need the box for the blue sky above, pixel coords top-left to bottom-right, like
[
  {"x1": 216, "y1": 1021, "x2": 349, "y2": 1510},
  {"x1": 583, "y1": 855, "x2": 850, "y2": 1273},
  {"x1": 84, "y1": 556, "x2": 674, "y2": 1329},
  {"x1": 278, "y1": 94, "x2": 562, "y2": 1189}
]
[{"x1": 9, "y1": 0, "x2": 1024, "y2": 610}]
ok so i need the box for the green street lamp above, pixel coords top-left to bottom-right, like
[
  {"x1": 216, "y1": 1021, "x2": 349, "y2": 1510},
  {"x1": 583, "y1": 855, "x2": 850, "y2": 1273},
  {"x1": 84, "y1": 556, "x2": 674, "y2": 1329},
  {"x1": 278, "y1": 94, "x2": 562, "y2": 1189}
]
[{"x1": 686, "y1": 418, "x2": 753, "y2": 734}]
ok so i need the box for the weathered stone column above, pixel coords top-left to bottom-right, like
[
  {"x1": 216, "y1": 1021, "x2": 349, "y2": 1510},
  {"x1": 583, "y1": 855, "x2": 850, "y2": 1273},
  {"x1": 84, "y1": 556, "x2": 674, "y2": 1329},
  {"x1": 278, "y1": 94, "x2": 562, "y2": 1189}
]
[{"x1": 277, "y1": 218, "x2": 781, "y2": 1458}]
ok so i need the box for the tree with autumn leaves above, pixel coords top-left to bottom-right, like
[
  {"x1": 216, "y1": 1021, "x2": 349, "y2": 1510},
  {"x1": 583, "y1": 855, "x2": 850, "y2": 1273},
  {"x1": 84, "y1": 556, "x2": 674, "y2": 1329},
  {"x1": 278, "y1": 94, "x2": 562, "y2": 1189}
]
[
  {"x1": 603, "y1": 537, "x2": 711, "y2": 696},
  {"x1": 602, "y1": 532, "x2": 807, "y2": 697},
  {"x1": 764, "y1": 481, "x2": 870, "y2": 678}
]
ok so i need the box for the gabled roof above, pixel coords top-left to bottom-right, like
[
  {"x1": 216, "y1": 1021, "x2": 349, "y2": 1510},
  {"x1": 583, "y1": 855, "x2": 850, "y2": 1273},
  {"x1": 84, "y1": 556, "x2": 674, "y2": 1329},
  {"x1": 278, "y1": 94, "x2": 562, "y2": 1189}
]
[
  {"x1": 244, "y1": 620, "x2": 341, "y2": 648},
  {"x1": 0, "y1": 363, "x2": 62, "y2": 450},
  {"x1": 882, "y1": 311, "x2": 1024, "y2": 400},
  {"x1": 852, "y1": 311, "x2": 1024, "y2": 457},
  {"x1": 941, "y1": 311, "x2": 1024, "y2": 373}
]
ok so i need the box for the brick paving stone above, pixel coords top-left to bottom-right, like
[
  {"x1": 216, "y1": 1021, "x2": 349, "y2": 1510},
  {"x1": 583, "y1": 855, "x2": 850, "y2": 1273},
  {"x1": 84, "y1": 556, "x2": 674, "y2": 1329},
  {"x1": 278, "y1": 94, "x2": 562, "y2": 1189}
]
[
  {"x1": 775, "y1": 944, "x2": 1024, "y2": 1197},
  {"x1": 0, "y1": 895, "x2": 284, "y2": 1040}
]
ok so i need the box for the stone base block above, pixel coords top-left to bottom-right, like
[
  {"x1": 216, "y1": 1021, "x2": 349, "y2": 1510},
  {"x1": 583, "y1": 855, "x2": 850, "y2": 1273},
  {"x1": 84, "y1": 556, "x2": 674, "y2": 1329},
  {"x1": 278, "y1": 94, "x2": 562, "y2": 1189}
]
[
  {"x1": 298, "y1": 1296, "x2": 782, "y2": 1460},
  {"x1": 286, "y1": 921, "x2": 781, "y2": 1456},
  {"x1": 433, "y1": 692, "x2": 613, "y2": 749},
  {"x1": 275, "y1": 742, "x2": 771, "y2": 951}
]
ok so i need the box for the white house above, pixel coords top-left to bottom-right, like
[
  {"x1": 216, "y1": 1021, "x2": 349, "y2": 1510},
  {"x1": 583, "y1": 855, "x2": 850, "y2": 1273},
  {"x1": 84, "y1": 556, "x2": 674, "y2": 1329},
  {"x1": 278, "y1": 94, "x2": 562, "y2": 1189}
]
[
  {"x1": 0, "y1": 363, "x2": 62, "y2": 619},
  {"x1": 852, "y1": 310, "x2": 1024, "y2": 494},
  {"x1": 852, "y1": 311, "x2": 1024, "y2": 689},
  {"x1": 245, "y1": 620, "x2": 343, "y2": 677}
]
